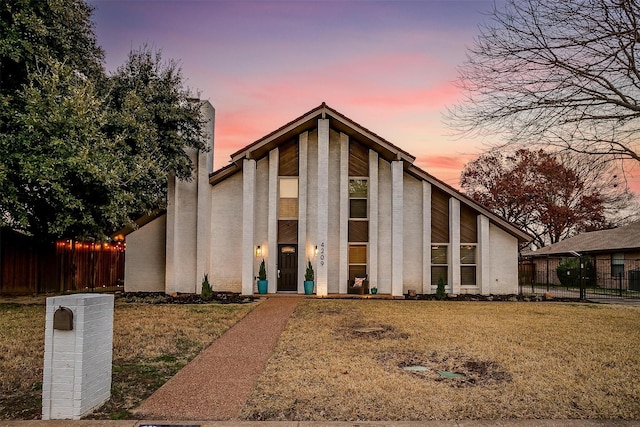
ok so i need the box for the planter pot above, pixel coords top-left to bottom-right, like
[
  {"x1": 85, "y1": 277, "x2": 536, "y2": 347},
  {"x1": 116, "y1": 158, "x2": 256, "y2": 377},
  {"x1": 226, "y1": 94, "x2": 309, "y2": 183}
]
[
  {"x1": 257, "y1": 279, "x2": 268, "y2": 294},
  {"x1": 304, "y1": 280, "x2": 314, "y2": 295},
  {"x1": 370, "y1": 288, "x2": 378, "y2": 295}
]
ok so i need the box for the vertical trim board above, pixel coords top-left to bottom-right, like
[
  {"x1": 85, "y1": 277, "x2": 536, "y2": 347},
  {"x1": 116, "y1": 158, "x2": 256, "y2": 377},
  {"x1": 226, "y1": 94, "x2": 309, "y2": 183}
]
[
  {"x1": 368, "y1": 150, "x2": 379, "y2": 290},
  {"x1": 316, "y1": 119, "x2": 329, "y2": 296},
  {"x1": 297, "y1": 132, "x2": 308, "y2": 293}
]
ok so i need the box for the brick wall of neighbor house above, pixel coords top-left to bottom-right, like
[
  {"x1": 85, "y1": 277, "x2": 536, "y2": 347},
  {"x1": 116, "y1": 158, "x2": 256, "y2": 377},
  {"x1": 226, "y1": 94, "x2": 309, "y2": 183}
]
[
  {"x1": 591, "y1": 252, "x2": 640, "y2": 287},
  {"x1": 529, "y1": 252, "x2": 640, "y2": 290},
  {"x1": 489, "y1": 223, "x2": 519, "y2": 293},
  {"x1": 403, "y1": 174, "x2": 423, "y2": 293},
  {"x1": 124, "y1": 215, "x2": 166, "y2": 292},
  {"x1": 377, "y1": 158, "x2": 392, "y2": 294},
  {"x1": 210, "y1": 172, "x2": 243, "y2": 292},
  {"x1": 531, "y1": 257, "x2": 562, "y2": 285}
]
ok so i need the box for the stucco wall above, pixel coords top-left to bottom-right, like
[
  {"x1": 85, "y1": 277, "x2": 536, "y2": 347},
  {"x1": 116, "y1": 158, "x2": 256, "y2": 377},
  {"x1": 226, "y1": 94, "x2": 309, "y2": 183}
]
[
  {"x1": 254, "y1": 157, "x2": 269, "y2": 293},
  {"x1": 327, "y1": 129, "x2": 342, "y2": 293},
  {"x1": 124, "y1": 215, "x2": 166, "y2": 292},
  {"x1": 306, "y1": 130, "x2": 319, "y2": 281},
  {"x1": 489, "y1": 223, "x2": 519, "y2": 294},
  {"x1": 167, "y1": 163, "x2": 200, "y2": 293},
  {"x1": 403, "y1": 173, "x2": 423, "y2": 292},
  {"x1": 210, "y1": 172, "x2": 243, "y2": 292},
  {"x1": 377, "y1": 158, "x2": 392, "y2": 294}
]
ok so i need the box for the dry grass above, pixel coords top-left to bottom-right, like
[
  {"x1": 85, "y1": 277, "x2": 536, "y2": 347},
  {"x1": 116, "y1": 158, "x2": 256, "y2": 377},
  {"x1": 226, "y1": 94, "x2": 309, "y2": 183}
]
[
  {"x1": 0, "y1": 301, "x2": 256, "y2": 420},
  {"x1": 241, "y1": 300, "x2": 640, "y2": 421},
  {"x1": 0, "y1": 304, "x2": 45, "y2": 419}
]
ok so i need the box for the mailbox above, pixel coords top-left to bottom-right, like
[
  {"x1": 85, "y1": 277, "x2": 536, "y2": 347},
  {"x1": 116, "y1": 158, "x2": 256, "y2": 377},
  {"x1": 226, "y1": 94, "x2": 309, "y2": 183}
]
[{"x1": 53, "y1": 306, "x2": 73, "y2": 330}]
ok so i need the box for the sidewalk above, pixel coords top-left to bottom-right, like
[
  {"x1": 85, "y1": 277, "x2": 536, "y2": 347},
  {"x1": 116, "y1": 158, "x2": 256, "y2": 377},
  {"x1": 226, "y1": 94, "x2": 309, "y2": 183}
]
[
  {"x1": 2, "y1": 419, "x2": 640, "y2": 426},
  {"x1": 133, "y1": 296, "x2": 300, "y2": 420}
]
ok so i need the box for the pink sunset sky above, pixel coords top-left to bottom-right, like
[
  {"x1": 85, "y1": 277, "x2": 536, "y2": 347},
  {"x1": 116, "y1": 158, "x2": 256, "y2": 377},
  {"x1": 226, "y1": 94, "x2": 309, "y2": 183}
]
[{"x1": 88, "y1": 0, "x2": 640, "y2": 193}]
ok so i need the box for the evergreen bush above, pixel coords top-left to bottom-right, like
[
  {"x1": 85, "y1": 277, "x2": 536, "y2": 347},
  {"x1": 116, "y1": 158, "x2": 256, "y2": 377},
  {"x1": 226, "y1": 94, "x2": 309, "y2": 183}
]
[
  {"x1": 201, "y1": 274, "x2": 213, "y2": 301},
  {"x1": 436, "y1": 276, "x2": 447, "y2": 300},
  {"x1": 258, "y1": 259, "x2": 267, "y2": 281},
  {"x1": 305, "y1": 260, "x2": 314, "y2": 281}
]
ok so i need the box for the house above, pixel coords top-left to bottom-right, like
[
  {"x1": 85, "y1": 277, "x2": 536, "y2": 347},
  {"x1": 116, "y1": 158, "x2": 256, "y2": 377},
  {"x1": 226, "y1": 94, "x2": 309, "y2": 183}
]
[
  {"x1": 124, "y1": 102, "x2": 530, "y2": 297},
  {"x1": 521, "y1": 221, "x2": 640, "y2": 290}
]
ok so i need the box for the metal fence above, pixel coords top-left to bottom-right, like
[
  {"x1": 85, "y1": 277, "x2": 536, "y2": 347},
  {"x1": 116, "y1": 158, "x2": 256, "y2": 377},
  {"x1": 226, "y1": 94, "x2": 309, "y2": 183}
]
[{"x1": 519, "y1": 256, "x2": 640, "y2": 299}]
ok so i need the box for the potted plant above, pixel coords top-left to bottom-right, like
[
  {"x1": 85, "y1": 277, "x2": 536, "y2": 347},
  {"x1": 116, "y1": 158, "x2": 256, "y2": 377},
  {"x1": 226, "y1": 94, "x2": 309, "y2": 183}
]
[
  {"x1": 304, "y1": 260, "x2": 314, "y2": 295},
  {"x1": 257, "y1": 259, "x2": 268, "y2": 294},
  {"x1": 370, "y1": 285, "x2": 378, "y2": 295}
]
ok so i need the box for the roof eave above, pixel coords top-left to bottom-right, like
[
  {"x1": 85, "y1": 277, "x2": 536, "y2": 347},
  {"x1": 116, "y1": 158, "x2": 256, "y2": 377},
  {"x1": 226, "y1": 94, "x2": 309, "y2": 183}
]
[
  {"x1": 407, "y1": 165, "x2": 533, "y2": 243},
  {"x1": 229, "y1": 102, "x2": 416, "y2": 166}
]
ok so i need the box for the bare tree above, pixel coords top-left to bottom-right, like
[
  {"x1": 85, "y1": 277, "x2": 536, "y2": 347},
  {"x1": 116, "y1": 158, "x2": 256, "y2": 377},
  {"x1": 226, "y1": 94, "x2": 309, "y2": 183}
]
[
  {"x1": 557, "y1": 151, "x2": 640, "y2": 226},
  {"x1": 448, "y1": 0, "x2": 640, "y2": 169}
]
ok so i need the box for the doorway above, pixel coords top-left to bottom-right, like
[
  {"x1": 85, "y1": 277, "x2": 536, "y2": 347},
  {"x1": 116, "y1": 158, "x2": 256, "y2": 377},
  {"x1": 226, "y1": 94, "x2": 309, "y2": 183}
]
[{"x1": 277, "y1": 244, "x2": 298, "y2": 292}]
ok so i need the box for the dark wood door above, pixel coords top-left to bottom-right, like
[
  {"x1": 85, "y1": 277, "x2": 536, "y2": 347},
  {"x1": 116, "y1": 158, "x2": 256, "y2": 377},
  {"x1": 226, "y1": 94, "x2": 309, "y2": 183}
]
[{"x1": 278, "y1": 244, "x2": 298, "y2": 292}]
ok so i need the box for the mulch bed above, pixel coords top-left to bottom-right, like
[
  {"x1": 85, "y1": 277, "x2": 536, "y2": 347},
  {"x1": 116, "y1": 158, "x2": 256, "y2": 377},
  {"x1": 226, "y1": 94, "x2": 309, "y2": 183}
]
[
  {"x1": 116, "y1": 291, "x2": 257, "y2": 304},
  {"x1": 405, "y1": 293, "x2": 581, "y2": 302}
]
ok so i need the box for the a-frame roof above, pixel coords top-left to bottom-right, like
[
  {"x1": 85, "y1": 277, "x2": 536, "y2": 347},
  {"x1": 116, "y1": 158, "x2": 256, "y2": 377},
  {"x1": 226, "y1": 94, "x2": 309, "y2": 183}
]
[
  {"x1": 210, "y1": 102, "x2": 531, "y2": 243},
  {"x1": 231, "y1": 102, "x2": 415, "y2": 163}
]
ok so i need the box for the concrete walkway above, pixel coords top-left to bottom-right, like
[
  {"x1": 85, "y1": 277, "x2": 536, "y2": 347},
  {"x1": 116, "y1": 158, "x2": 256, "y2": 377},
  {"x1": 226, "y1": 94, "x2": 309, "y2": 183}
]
[{"x1": 133, "y1": 296, "x2": 300, "y2": 420}]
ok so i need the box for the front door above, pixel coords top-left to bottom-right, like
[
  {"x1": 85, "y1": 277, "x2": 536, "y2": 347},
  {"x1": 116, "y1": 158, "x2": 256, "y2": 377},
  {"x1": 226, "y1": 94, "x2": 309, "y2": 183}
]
[{"x1": 278, "y1": 244, "x2": 298, "y2": 292}]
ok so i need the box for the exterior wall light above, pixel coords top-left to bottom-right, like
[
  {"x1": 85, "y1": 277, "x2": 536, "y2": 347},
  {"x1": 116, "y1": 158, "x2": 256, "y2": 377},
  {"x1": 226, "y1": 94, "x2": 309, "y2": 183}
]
[
  {"x1": 256, "y1": 245, "x2": 262, "y2": 257},
  {"x1": 315, "y1": 245, "x2": 318, "y2": 256}
]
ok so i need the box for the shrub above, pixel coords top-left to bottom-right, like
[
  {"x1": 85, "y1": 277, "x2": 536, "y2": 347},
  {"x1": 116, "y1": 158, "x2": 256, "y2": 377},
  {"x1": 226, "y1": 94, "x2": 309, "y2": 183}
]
[
  {"x1": 436, "y1": 276, "x2": 447, "y2": 300},
  {"x1": 258, "y1": 259, "x2": 267, "y2": 281},
  {"x1": 556, "y1": 257, "x2": 596, "y2": 288},
  {"x1": 201, "y1": 274, "x2": 213, "y2": 301},
  {"x1": 304, "y1": 261, "x2": 314, "y2": 281}
]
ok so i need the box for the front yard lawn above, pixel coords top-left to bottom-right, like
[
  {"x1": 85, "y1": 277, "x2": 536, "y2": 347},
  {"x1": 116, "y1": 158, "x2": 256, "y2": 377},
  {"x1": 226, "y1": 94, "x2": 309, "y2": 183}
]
[
  {"x1": 2, "y1": 298, "x2": 639, "y2": 421},
  {"x1": 242, "y1": 300, "x2": 640, "y2": 420},
  {"x1": 0, "y1": 300, "x2": 256, "y2": 420}
]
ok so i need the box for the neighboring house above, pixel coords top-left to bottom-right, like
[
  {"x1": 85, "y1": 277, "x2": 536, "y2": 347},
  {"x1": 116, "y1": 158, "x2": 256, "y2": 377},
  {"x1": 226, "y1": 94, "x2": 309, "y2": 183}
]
[
  {"x1": 125, "y1": 102, "x2": 530, "y2": 297},
  {"x1": 521, "y1": 221, "x2": 640, "y2": 290}
]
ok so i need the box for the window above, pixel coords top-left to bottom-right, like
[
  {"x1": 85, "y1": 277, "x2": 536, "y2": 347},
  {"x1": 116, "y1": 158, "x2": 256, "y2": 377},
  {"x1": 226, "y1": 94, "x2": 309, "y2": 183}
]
[
  {"x1": 349, "y1": 244, "x2": 367, "y2": 281},
  {"x1": 431, "y1": 244, "x2": 448, "y2": 285},
  {"x1": 348, "y1": 178, "x2": 368, "y2": 282},
  {"x1": 279, "y1": 178, "x2": 298, "y2": 219},
  {"x1": 460, "y1": 244, "x2": 477, "y2": 286},
  {"x1": 612, "y1": 253, "x2": 624, "y2": 278},
  {"x1": 349, "y1": 179, "x2": 368, "y2": 219}
]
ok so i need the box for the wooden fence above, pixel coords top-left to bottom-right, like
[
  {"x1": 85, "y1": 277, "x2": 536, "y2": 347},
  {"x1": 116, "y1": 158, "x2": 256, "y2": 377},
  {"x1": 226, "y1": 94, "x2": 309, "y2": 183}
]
[{"x1": 1, "y1": 228, "x2": 125, "y2": 295}]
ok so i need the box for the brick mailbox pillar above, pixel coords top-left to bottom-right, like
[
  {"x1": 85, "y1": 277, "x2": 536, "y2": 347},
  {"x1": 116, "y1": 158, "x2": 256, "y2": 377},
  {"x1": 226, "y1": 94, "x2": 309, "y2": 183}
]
[{"x1": 42, "y1": 294, "x2": 114, "y2": 420}]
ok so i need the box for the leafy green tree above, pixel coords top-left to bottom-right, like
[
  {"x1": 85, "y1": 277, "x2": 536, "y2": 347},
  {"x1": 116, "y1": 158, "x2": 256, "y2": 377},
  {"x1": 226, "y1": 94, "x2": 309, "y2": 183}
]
[
  {"x1": 1, "y1": 0, "x2": 106, "y2": 240},
  {"x1": 2, "y1": 60, "x2": 123, "y2": 239},
  {"x1": 103, "y1": 46, "x2": 207, "y2": 217},
  {"x1": 0, "y1": 0, "x2": 103, "y2": 95},
  {"x1": 0, "y1": 3, "x2": 207, "y2": 241}
]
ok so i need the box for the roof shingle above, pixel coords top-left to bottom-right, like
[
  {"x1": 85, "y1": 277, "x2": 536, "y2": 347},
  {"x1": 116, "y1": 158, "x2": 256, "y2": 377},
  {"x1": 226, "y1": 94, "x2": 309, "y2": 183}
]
[{"x1": 524, "y1": 221, "x2": 640, "y2": 256}]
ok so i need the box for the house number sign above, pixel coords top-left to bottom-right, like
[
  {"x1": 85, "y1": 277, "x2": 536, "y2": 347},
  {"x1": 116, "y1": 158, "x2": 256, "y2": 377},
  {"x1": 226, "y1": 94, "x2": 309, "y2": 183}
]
[{"x1": 320, "y1": 242, "x2": 326, "y2": 266}]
